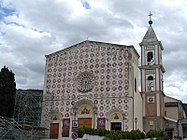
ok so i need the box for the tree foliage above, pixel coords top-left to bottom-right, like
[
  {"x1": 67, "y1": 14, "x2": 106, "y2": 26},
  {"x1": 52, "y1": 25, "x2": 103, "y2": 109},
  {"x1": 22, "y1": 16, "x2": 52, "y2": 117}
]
[{"x1": 0, "y1": 66, "x2": 16, "y2": 117}]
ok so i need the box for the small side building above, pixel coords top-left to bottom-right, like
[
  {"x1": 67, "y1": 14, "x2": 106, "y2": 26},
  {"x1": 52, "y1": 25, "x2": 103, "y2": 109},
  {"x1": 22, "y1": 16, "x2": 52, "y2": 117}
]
[
  {"x1": 164, "y1": 96, "x2": 186, "y2": 139},
  {"x1": 177, "y1": 103, "x2": 187, "y2": 139}
]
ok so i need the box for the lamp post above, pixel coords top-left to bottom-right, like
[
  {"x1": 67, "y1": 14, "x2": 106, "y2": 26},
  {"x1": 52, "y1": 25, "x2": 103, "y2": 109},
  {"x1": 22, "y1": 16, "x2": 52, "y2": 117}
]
[
  {"x1": 154, "y1": 118, "x2": 157, "y2": 131},
  {"x1": 122, "y1": 113, "x2": 126, "y2": 131},
  {"x1": 72, "y1": 106, "x2": 77, "y2": 120},
  {"x1": 93, "y1": 106, "x2": 97, "y2": 128},
  {"x1": 135, "y1": 117, "x2": 137, "y2": 130}
]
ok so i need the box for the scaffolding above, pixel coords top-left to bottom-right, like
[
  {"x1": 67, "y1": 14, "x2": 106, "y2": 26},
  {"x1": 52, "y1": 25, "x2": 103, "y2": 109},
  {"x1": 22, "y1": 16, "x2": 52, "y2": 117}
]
[
  {"x1": 0, "y1": 116, "x2": 32, "y2": 140},
  {"x1": 0, "y1": 89, "x2": 49, "y2": 140},
  {"x1": 0, "y1": 116, "x2": 49, "y2": 140},
  {"x1": 13, "y1": 89, "x2": 43, "y2": 127}
]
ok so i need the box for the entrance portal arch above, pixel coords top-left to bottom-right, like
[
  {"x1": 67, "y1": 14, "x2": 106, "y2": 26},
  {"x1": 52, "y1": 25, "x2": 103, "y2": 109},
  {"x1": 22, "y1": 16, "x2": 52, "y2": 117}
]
[
  {"x1": 106, "y1": 109, "x2": 124, "y2": 131},
  {"x1": 72, "y1": 99, "x2": 97, "y2": 129}
]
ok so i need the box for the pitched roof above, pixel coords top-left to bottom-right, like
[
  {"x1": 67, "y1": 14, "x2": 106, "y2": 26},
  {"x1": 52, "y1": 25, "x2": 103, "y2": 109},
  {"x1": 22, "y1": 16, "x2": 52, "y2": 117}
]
[
  {"x1": 141, "y1": 25, "x2": 158, "y2": 44},
  {"x1": 46, "y1": 40, "x2": 139, "y2": 58}
]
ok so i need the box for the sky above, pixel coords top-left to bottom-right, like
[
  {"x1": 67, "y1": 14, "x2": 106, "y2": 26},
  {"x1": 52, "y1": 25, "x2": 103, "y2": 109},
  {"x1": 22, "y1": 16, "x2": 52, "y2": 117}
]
[{"x1": 1, "y1": 0, "x2": 187, "y2": 102}]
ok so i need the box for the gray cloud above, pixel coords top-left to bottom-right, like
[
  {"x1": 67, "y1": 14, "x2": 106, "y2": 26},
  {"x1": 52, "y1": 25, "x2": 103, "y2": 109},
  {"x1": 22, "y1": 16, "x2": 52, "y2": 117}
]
[{"x1": 1, "y1": 0, "x2": 187, "y2": 102}]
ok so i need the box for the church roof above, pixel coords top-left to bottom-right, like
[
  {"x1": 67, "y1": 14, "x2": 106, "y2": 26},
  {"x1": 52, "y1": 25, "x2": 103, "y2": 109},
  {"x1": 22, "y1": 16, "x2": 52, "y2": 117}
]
[
  {"x1": 46, "y1": 40, "x2": 139, "y2": 58},
  {"x1": 141, "y1": 25, "x2": 158, "y2": 44}
]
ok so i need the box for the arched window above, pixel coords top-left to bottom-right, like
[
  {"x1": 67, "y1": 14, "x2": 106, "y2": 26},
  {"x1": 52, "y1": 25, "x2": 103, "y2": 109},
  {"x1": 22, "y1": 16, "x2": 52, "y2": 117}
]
[
  {"x1": 147, "y1": 52, "x2": 153, "y2": 63},
  {"x1": 147, "y1": 76, "x2": 154, "y2": 91},
  {"x1": 148, "y1": 76, "x2": 153, "y2": 80}
]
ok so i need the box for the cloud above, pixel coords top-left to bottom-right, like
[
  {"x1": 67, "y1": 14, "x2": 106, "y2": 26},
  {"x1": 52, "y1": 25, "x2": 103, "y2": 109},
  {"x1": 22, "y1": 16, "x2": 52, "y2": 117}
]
[
  {"x1": 165, "y1": 72, "x2": 187, "y2": 101},
  {"x1": 1, "y1": 0, "x2": 187, "y2": 102}
]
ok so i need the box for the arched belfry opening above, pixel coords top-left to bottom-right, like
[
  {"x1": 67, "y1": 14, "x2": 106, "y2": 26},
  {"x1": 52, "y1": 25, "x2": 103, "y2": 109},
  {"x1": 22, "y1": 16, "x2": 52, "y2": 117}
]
[
  {"x1": 147, "y1": 52, "x2": 153, "y2": 63},
  {"x1": 147, "y1": 76, "x2": 154, "y2": 91}
]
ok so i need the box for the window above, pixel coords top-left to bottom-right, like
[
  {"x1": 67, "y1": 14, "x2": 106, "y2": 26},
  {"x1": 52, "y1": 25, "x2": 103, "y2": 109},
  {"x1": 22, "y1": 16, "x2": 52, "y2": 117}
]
[
  {"x1": 147, "y1": 52, "x2": 153, "y2": 62},
  {"x1": 147, "y1": 76, "x2": 154, "y2": 91},
  {"x1": 147, "y1": 52, "x2": 154, "y2": 64}
]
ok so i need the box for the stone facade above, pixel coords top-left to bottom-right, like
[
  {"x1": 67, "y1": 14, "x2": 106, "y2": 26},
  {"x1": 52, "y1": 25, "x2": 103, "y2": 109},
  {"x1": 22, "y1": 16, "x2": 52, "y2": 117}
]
[{"x1": 41, "y1": 40, "x2": 142, "y2": 138}]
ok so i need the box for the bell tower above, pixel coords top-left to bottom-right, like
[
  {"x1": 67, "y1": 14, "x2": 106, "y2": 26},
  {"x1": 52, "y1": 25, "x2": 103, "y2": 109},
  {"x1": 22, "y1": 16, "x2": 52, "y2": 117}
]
[{"x1": 139, "y1": 13, "x2": 165, "y2": 132}]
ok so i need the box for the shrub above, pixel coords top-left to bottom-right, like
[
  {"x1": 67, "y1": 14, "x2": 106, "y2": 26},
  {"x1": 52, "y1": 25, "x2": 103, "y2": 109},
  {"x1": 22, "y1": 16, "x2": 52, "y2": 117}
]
[
  {"x1": 146, "y1": 129, "x2": 159, "y2": 138},
  {"x1": 131, "y1": 130, "x2": 141, "y2": 140},
  {"x1": 103, "y1": 137, "x2": 111, "y2": 140},
  {"x1": 98, "y1": 128, "x2": 108, "y2": 136},
  {"x1": 122, "y1": 131, "x2": 132, "y2": 139},
  {"x1": 78, "y1": 126, "x2": 85, "y2": 138},
  {"x1": 78, "y1": 126, "x2": 109, "y2": 138},
  {"x1": 105, "y1": 131, "x2": 117, "y2": 140},
  {"x1": 78, "y1": 126, "x2": 161, "y2": 140}
]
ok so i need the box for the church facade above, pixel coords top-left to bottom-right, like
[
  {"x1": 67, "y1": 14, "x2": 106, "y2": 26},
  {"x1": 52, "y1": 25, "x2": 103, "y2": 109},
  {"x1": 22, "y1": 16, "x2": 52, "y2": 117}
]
[
  {"x1": 41, "y1": 40, "x2": 142, "y2": 138},
  {"x1": 41, "y1": 18, "x2": 180, "y2": 139}
]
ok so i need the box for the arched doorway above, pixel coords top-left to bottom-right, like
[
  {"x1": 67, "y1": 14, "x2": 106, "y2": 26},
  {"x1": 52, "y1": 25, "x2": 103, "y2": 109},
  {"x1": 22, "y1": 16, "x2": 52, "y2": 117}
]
[
  {"x1": 110, "y1": 113, "x2": 123, "y2": 131},
  {"x1": 72, "y1": 99, "x2": 97, "y2": 130},
  {"x1": 48, "y1": 111, "x2": 61, "y2": 139},
  {"x1": 77, "y1": 104, "x2": 94, "y2": 128},
  {"x1": 107, "y1": 110, "x2": 123, "y2": 131}
]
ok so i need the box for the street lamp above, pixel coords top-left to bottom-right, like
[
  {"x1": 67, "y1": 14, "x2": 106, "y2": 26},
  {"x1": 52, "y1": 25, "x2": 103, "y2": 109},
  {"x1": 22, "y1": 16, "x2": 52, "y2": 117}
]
[
  {"x1": 72, "y1": 106, "x2": 77, "y2": 120},
  {"x1": 93, "y1": 106, "x2": 97, "y2": 128},
  {"x1": 93, "y1": 106, "x2": 97, "y2": 114},
  {"x1": 122, "y1": 113, "x2": 126, "y2": 131},
  {"x1": 135, "y1": 117, "x2": 138, "y2": 130},
  {"x1": 154, "y1": 118, "x2": 157, "y2": 130}
]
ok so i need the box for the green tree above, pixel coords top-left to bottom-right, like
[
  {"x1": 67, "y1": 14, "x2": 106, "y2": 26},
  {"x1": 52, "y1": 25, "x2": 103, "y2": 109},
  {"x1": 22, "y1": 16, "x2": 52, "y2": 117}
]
[{"x1": 0, "y1": 66, "x2": 16, "y2": 117}]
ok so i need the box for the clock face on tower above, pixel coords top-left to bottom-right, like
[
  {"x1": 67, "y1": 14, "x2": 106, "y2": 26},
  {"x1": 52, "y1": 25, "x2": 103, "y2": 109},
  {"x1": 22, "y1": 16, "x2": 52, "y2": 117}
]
[{"x1": 77, "y1": 72, "x2": 95, "y2": 93}]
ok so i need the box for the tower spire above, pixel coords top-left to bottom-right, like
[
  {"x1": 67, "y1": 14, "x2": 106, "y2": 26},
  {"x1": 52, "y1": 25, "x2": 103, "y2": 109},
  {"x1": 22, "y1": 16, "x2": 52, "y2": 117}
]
[
  {"x1": 148, "y1": 11, "x2": 153, "y2": 25},
  {"x1": 139, "y1": 11, "x2": 165, "y2": 133}
]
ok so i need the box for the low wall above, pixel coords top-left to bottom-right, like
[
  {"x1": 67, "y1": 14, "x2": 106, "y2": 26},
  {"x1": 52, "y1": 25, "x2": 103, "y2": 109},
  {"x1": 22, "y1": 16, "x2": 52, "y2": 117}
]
[
  {"x1": 42, "y1": 134, "x2": 104, "y2": 140},
  {"x1": 42, "y1": 135, "x2": 157, "y2": 140},
  {"x1": 79, "y1": 134, "x2": 105, "y2": 140}
]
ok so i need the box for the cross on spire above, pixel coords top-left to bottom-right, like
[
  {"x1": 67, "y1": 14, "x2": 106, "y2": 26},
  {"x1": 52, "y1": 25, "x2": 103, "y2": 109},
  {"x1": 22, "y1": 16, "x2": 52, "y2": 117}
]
[
  {"x1": 148, "y1": 11, "x2": 153, "y2": 25},
  {"x1": 148, "y1": 11, "x2": 152, "y2": 20}
]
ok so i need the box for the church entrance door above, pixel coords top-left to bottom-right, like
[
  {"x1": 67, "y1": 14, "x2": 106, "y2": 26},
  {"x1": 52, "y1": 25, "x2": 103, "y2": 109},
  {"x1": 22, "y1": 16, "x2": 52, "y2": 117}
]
[
  {"x1": 78, "y1": 118, "x2": 92, "y2": 128},
  {"x1": 50, "y1": 123, "x2": 59, "y2": 139},
  {"x1": 111, "y1": 122, "x2": 122, "y2": 131}
]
